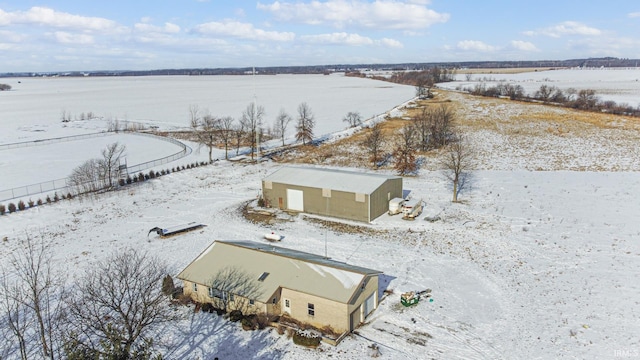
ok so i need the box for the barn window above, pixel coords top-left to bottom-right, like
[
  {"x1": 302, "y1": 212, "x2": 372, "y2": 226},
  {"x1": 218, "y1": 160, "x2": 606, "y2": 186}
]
[
  {"x1": 308, "y1": 303, "x2": 315, "y2": 316},
  {"x1": 322, "y1": 188, "x2": 331, "y2": 197},
  {"x1": 264, "y1": 181, "x2": 273, "y2": 189},
  {"x1": 355, "y1": 193, "x2": 365, "y2": 202}
]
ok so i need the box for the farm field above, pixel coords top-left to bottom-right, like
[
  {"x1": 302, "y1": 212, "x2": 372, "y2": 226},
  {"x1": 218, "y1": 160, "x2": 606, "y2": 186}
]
[
  {"x1": 1, "y1": 73, "x2": 640, "y2": 359},
  {"x1": 437, "y1": 68, "x2": 640, "y2": 107}
]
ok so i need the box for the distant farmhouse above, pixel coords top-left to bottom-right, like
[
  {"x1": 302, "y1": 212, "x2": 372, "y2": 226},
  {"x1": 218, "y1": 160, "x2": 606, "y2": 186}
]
[
  {"x1": 262, "y1": 167, "x2": 403, "y2": 222},
  {"x1": 177, "y1": 240, "x2": 383, "y2": 340}
]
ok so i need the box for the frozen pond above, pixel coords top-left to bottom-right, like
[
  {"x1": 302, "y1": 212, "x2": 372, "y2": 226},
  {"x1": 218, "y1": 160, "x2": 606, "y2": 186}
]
[{"x1": 437, "y1": 68, "x2": 640, "y2": 107}]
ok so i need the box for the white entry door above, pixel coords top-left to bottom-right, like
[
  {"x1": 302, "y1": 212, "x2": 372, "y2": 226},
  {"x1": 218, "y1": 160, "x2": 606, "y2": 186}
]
[{"x1": 286, "y1": 189, "x2": 304, "y2": 211}]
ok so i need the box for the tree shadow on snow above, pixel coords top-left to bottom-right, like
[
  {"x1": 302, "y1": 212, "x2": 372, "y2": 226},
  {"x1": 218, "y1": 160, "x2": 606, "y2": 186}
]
[{"x1": 158, "y1": 309, "x2": 284, "y2": 360}]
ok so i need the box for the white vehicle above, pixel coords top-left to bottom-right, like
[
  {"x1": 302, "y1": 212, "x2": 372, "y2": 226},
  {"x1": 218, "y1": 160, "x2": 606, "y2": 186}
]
[
  {"x1": 402, "y1": 198, "x2": 423, "y2": 218},
  {"x1": 388, "y1": 197, "x2": 406, "y2": 215}
]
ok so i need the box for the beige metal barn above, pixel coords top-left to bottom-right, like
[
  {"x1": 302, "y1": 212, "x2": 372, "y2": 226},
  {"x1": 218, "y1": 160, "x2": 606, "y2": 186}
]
[{"x1": 262, "y1": 166, "x2": 403, "y2": 222}]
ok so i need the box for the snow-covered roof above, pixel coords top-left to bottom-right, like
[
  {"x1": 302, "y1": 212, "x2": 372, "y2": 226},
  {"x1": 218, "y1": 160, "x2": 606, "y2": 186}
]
[
  {"x1": 263, "y1": 166, "x2": 401, "y2": 195},
  {"x1": 177, "y1": 240, "x2": 382, "y2": 304}
]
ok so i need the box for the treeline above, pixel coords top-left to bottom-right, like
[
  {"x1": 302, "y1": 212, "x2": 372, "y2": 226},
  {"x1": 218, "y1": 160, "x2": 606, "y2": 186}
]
[{"x1": 459, "y1": 82, "x2": 640, "y2": 117}]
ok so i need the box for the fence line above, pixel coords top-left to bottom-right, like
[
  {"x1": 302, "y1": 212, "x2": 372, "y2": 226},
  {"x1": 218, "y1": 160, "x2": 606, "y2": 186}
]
[
  {"x1": 0, "y1": 131, "x2": 192, "y2": 202},
  {"x1": 0, "y1": 132, "x2": 113, "y2": 150}
]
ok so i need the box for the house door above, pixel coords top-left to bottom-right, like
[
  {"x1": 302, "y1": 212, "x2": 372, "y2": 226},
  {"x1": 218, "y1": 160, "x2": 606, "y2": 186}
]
[
  {"x1": 278, "y1": 197, "x2": 283, "y2": 209},
  {"x1": 283, "y1": 298, "x2": 291, "y2": 314},
  {"x1": 286, "y1": 189, "x2": 304, "y2": 211}
]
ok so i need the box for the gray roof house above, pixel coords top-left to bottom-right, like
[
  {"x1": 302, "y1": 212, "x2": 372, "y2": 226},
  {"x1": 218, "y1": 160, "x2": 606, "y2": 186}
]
[{"x1": 177, "y1": 240, "x2": 383, "y2": 340}]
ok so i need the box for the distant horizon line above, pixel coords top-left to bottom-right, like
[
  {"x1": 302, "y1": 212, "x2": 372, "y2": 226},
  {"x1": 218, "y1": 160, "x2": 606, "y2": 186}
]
[{"x1": 2, "y1": 57, "x2": 639, "y2": 76}]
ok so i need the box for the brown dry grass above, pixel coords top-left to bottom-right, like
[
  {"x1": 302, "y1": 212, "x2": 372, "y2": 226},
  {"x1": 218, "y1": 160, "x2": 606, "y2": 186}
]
[{"x1": 270, "y1": 89, "x2": 640, "y2": 172}]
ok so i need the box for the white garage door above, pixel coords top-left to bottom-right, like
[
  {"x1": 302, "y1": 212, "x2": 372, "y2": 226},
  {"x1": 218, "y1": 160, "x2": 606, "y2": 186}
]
[
  {"x1": 286, "y1": 189, "x2": 304, "y2": 211},
  {"x1": 364, "y1": 292, "x2": 376, "y2": 317}
]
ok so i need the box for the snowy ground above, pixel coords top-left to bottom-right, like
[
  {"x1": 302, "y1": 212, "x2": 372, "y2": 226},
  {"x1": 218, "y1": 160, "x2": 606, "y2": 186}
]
[
  {"x1": 437, "y1": 68, "x2": 640, "y2": 107},
  {"x1": 1, "y1": 159, "x2": 638, "y2": 359},
  {"x1": 1, "y1": 76, "x2": 639, "y2": 358}
]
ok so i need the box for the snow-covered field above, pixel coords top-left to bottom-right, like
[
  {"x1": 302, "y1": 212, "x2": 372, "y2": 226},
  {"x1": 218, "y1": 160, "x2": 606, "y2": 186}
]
[
  {"x1": 1, "y1": 73, "x2": 639, "y2": 359},
  {"x1": 437, "y1": 68, "x2": 640, "y2": 107}
]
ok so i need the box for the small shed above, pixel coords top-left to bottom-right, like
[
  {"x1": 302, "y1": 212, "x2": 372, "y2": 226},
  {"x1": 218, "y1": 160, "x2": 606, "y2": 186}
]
[{"x1": 262, "y1": 166, "x2": 403, "y2": 222}]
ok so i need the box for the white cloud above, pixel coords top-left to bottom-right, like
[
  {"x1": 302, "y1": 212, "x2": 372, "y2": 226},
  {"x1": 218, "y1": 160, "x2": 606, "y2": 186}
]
[
  {"x1": 134, "y1": 22, "x2": 181, "y2": 34},
  {"x1": 526, "y1": 21, "x2": 602, "y2": 38},
  {"x1": 51, "y1": 31, "x2": 94, "y2": 45},
  {"x1": 0, "y1": 30, "x2": 26, "y2": 42},
  {"x1": 379, "y1": 38, "x2": 403, "y2": 48},
  {"x1": 193, "y1": 20, "x2": 295, "y2": 41},
  {"x1": 301, "y1": 32, "x2": 373, "y2": 45},
  {"x1": 629, "y1": 12, "x2": 640, "y2": 18},
  {"x1": 456, "y1": 40, "x2": 498, "y2": 52},
  {"x1": 0, "y1": 6, "x2": 119, "y2": 31},
  {"x1": 510, "y1": 40, "x2": 538, "y2": 51},
  {"x1": 257, "y1": 0, "x2": 449, "y2": 30}
]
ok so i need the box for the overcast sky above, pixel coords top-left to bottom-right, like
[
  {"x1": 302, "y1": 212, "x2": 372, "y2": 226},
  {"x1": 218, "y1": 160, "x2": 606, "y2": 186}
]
[{"x1": 1, "y1": 1, "x2": 639, "y2": 72}]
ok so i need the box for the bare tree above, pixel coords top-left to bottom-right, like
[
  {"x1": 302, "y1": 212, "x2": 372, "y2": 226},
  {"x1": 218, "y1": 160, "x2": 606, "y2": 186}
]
[
  {"x1": 190, "y1": 105, "x2": 220, "y2": 163},
  {"x1": 233, "y1": 122, "x2": 245, "y2": 156},
  {"x1": 99, "y1": 142, "x2": 126, "y2": 188},
  {"x1": 440, "y1": 135, "x2": 474, "y2": 202},
  {"x1": 0, "y1": 269, "x2": 32, "y2": 360},
  {"x1": 64, "y1": 249, "x2": 179, "y2": 359},
  {"x1": 240, "y1": 102, "x2": 265, "y2": 160},
  {"x1": 68, "y1": 158, "x2": 102, "y2": 195},
  {"x1": 295, "y1": 102, "x2": 315, "y2": 145},
  {"x1": 415, "y1": 74, "x2": 434, "y2": 99},
  {"x1": 7, "y1": 233, "x2": 64, "y2": 359},
  {"x1": 429, "y1": 104, "x2": 456, "y2": 149},
  {"x1": 343, "y1": 111, "x2": 362, "y2": 128},
  {"x1": 207, "y1": 266, "x2": 263, "y2": 314},
  {"x1": 217, "y1": 116, "x2": 235, "y2": 160},
  {"x1": 393, "y1": 123, "x2": 418, "y2": 175},
  {"x1": 362, "y1": 122, "x2": 385, "y2": 169},
  {"x1": 273, "y1": 108, "x2": 292, "y2": 146}
]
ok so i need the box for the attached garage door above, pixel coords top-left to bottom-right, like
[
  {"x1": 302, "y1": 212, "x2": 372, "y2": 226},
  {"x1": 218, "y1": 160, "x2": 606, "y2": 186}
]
[
  {"x1": 364, "y1": 293, "x2": 376, "y2": 317},
  {"x1": 286, "y1": 189, "x2": 304, "y2": 211}
]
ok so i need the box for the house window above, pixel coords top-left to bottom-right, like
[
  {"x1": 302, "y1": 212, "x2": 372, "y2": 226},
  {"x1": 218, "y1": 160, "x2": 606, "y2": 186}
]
[
  {"x1": 249, "y1": 299, "x2": 255, "y2": 305},
  {"x1": 308, "y1": 303, "x2": 315, "y2": 316},
  {"x1": 229, "y1": 293, "x2": 234, "y2": 302},
  {"x1": 322, "y1": 188, "x2": 331, "y2": 197},
  {"x1": 272, "y1": 298, "x2": 277, "y2": 304},
  {"x1": 285, "y1": 299, "x2": 290, "y2": 308},
  {"x1": 193, "y1": 283, "x2": 198, "y2": 292},
  {"x1": 208, "y1": 288, "x2": 215, "y2": 298}
]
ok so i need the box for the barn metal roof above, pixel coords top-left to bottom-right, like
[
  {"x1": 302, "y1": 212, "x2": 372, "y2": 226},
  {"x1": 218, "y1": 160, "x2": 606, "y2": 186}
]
[
  {"x1": 177, "y1": 240, "x2": 382, "y2": 304},
  {"x1": 263, "y1": 166, "x2": 401, "y2": 194}
]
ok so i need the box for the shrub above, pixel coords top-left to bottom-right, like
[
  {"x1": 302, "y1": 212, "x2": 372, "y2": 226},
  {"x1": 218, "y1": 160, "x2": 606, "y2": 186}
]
[
  {"x1": 17, "y1": 200, "x2": 26, "y2": 211},
  {"x1": 144, "y1": 174, "x2": 150, "y2": 180},
  {"x1": 132, "y1": 176, "x2": 138, "y2": 183},
  {"x1": 46, "y1": 195, "x2": 52, "y2": 204},
  {"x1": 0, "y1": 204, "x2": 5, "y2": 215},
  {"x1": 277, "y1": 325, "x2": 286, "y2": 335},
  {"x1": 186, "y1": 164, "x2": 191, "y2": 169},
  {"x1": 201, "y1": 303, "x2": 214, "y2": 313},
  {"x1": 67, "y1": 192, "x2": 73, "y2": 200},
  {"x1": 53, "y1": 193, "x2": 60, "y2": 202},
  {"x1": 292, "y1": 331, "x2": 321, "y2": 348},
  {"x1": 37, "y1": 199, "x2": 43, "y2": 206},
  {"x1": 229, "y1": 310, "x2": 243, "y2": 322},
  {"x1": 241, "y1": 316, "x2": 256, "y2": 331},
  {"x1": 118, "y1": 178, "x2": 125, "y2": 186},
  {"x1": 61, "y1": 193, "x2": 67, "y2": 200},
  {"x1": 28, "y1": 199, "x2": 34, "y2": 208},
  {"x1": 171, "y1": 167, "x2": 176, "y2": 172},
  {"x1": 161, "y1": 275, "x2": 175, "y2": 296},
  {"x1": 126, "y1": 176, "x2": 132, "y2": 184},
  {"x1": 257, "y1": 197, "x2": 265, "y2": 207},
  {"x1": 155, "y1": 171, "x2": 160, "y2": 178},
  {"x1": 138, "y1": 173, "x2": 145, "y2": 182},
  {"x1": 148, "y1": 170, "x2": 156, "y2": 179},
  {"x1": 255, "y1": 313, "x2": 272, "y2": 329},
  {"x1": 176, "y1": 293, "x2": 192, "y2": 305},
  {"x1": 8, "y1": 203, "x2": 16, "y2": 213},
  {"x1": 181, "y1": 166, "x2": 185, "y2": 170},
  {"x1": 161, "y1": 170, "x2": 166, "y2": 175}
]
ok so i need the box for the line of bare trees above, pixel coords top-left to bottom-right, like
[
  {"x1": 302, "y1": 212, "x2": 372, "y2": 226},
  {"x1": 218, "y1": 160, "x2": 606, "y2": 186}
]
[
  {"x1": 189, "y1": 101, "x2": 317, "y2": 162},
  {"x1": 0, "y1": 233, "x2": 178, "y2": 359},
  {"x1": 462, "y1": 82, "x2": 640, "y2": 116},
  {"x1": 359, "y1": 103, "x2": 474, "y2": 201},
  {"x1": 68, "y1": 142, "x2": 126, "y2": 196}
]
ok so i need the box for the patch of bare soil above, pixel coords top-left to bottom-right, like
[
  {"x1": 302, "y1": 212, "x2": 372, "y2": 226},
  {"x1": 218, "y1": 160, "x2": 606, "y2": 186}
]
[{"x1": 302, "y1": 216, "x2": 387, "y2": 236}]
